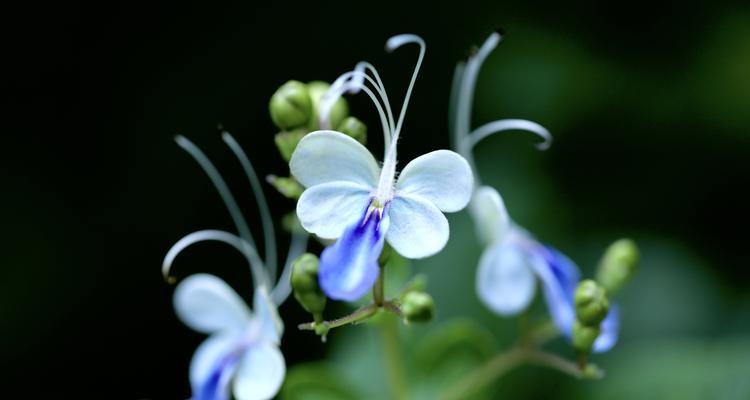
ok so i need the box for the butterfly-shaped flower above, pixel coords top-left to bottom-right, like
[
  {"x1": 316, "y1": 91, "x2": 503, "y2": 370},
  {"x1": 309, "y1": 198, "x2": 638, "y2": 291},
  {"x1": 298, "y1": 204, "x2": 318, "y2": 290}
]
[
  {"x1": 289, "y1": 34, "x2": 474, "y2": 301},
  {"x1": 451, "y1": 32, "x2": 618, "y2": 352},
  {"x1": 470, "y1": 187, "x2": 618, "y2": 352},
  {"x1": 164, "y1": 133, "x2": 308, "y2": 399}
]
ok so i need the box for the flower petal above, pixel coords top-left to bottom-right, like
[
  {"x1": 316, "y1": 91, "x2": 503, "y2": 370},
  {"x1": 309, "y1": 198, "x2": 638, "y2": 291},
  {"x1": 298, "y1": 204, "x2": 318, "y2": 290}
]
[
  {"x1": 233, "y1": 342, "x2": 286, "y2": 400},
  {"x1": 190, "y1": 332, "x2": 242, "y2": 400},
  {"x1": 476, "y1": 242, "x2": 536, "y2": 316},
  {"x1": 469, "y1": 186, "x2": 511, "y2": 246},
  {"x1": 528, "y1": 244, "x2": 581, "y2": 337},
  {"x1": 289, "y1": 130, "x2": 380, "y2": 188},
  {"x1": 318, "y1": 208, "x2": 388, "y2": 301},
  {"x1": 296, "y1": 181, "x2": 373, "y2": 240},
  {"x1": 593, "y1": 304, "x2": 619, "y2": 353},
  {"x1": 252, "y1": 285, "x2": 283, "y2": 344},
  {"x1": 395, "y1": 150, "x2": 473, "y2": 212},
  {"x1": 174, "y1": 274, "x2": 251, "y2": 334},
  {"x1": 386, "y1": 194, "x2": 449, "y2": 259}
]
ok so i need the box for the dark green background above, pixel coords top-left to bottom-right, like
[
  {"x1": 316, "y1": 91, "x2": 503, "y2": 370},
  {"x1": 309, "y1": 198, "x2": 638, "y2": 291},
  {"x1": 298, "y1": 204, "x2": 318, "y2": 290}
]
[{"x1": 2, "y1": 0, "x2": 749, "y2": 398}]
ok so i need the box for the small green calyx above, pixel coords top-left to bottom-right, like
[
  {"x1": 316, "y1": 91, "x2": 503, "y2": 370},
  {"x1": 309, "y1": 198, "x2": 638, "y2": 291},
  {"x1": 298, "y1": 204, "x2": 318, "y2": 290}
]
[
  {"x1": 306, "y1": 80, "x2": 349, "y2": 130},
  {"x1": 267, "y1": 175, "x2": 304, "y2": 199},
  {"x1": 402, "y1": 291, "x2": 434, "y2": 323},
  {"x1": 574, "y1": 280, "x2": 610, "y2": 326},
  {"x1": 596, "y1": 238, "x2": 639, "y2": 296},
  {"x1": 336, "y1": 116, "x2": 367, "y2": 144},
  {"x1": 269, "y1": 80, "x2": 312, "y2": 130},
  {"x1": 572, "y1": 319, "x2": 601, "y2": 354},
  {"x1": 274, "y1": 128, "x2": 306, "y2": 162},
  {"x1": 290, "y1": 253, "x2": 327, "y2": 315}
]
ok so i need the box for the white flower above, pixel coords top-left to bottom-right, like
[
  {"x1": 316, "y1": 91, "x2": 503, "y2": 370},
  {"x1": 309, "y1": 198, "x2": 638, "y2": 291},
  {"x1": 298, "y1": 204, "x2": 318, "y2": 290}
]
[
  {"x1": 289, "y1": 34, "x2": 474, "y2": 301},
  {"x1": 163, "y1": 133, "x2": 308, "y2": 399},
  {"x1": 452, "y1": 32, "x2": 617, "y2": 352}
]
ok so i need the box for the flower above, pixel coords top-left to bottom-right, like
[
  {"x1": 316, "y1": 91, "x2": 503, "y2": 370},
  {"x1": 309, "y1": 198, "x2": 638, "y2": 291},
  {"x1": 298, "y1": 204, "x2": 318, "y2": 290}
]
[
  {"x1": 163, "y1": 133, "x2": 308, "y2": 399},
  {"x1": 174, "y1": 275, "x2": 285, "y2": 400},
  {"x1": 450, "y1": 32, "x2": 618, "y2": 352},
  {"x1": 470, "y1": 187, "x2": 618, "y2": 352},
  {"x1": 289, "y1": 34, "x2": 474, "y2": 301}
]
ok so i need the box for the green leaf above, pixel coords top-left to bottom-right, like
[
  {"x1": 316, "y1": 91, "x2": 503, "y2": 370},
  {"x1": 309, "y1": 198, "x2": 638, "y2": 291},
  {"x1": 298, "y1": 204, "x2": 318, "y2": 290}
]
[{"x1": 281, "y1": 362, "x2": 361, "y2": 400}]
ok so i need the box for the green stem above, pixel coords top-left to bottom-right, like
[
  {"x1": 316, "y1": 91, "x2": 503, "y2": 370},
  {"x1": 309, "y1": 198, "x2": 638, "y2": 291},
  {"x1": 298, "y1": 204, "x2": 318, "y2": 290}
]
[
  {"x1": 382, "y1": 316, "x2": 408, "y2": 400},
  {"x1": 373, "y1": 264, "x2": 385, "y2": 306},
  {"x1": 440, "y1": 347, "x2": 587, "y2": 400},
  {"x1": 298, "y1": 304, "x2": 379, "y2": 331}
]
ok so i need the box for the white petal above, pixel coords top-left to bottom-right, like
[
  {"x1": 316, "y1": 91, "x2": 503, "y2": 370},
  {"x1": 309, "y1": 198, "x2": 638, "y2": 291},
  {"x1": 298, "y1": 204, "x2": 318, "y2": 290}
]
[
  {"x1": 395, "y1": 150, "x2": 473, "y2": 212},
  {"x1": 469, "y1": 186, "x2": 511, "y2": 246},
  {"x1": 386, "y1": 194, "x2": 449, "y2": 259},
  {"x1": 233, "y1": 342, "x2": 286, "y2": 400},
  {"x1": 476, "y1": 242, "x2": 536, "y2": 315},
  {"x1": 296, "y1": 181, "x2": 372, "y2": 239},
  {"x1": 189, "y1": 332, "x2": 241, "y2": 400},
  {"x1": 289, "y1": 130, "x2": 380, "y2": 188},
  {"x1": 252, "y1": 286, "x2": 283, "y2": 344},
  {"x1": 174, "y1": 274, "x2": 251, "y2": 334}
]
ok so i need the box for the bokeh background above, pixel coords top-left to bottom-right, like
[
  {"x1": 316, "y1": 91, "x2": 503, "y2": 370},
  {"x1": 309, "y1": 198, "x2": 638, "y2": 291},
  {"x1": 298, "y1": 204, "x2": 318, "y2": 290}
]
[{"x1": 2, "y1": 0, "x2": 749, "y2": 398}]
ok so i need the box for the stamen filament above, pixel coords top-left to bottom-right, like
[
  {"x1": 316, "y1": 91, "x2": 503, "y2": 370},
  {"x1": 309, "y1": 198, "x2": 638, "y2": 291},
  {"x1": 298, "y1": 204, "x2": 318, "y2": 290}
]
[
  {"x1": 222, "y1": 132, "x2": 278, "y2": 280},
  {"x1": 175, "y1": 136, "x2": 265, "y2": 286},
  {"x1": 270, "y1": 232, "x2": 309, "y2": 305},
  {"x1": 468, "y1": 119, "x2": 552, "y2": 150},
  {"x1": 162, "y1": 229, "x2": 266, "y2": 289}
]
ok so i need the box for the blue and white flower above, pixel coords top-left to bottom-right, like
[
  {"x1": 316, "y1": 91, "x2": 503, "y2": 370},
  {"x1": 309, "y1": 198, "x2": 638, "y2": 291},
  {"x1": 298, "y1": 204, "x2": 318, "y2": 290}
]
[
  {"x1": 451, "y1": 32, "x2": 618, "y2": 352},
  {"x1": 163, "y1": 133, "x2": 308, "y2": 399},
  {"x1": 289, "y1": 34, "x2": 474, "y2": 301},
  {"x1": 470, "y1": 187, "x2": 618, "y2": 352}
]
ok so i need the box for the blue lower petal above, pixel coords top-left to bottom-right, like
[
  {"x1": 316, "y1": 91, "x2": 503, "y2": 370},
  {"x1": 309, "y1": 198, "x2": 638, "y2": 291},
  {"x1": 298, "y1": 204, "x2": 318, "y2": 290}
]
[
  {"x1": 593, "y1": 304, "x2": 620, "y2": 353},
  {"x1": 318, "y1": 203, "x2": 388, "y2": 301},
  {"x1": 194, "y1": 350, "x2": 242, "y2": 400}
]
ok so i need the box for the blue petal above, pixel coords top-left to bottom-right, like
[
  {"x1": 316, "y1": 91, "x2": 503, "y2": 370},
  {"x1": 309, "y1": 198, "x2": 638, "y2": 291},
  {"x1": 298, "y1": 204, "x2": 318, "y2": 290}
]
[
  {"x1": 593, "y1": 304, "x2": 620, "y2": 353},
  {"x1": 318, "y1": 203, "x2": 388, "y2": 301},
  {"x1": 190, "y1": 333, "x2": 244, "y2": 400},
  {"x1": 527, "y1": 244, "x2": 579, "y2": 339}
]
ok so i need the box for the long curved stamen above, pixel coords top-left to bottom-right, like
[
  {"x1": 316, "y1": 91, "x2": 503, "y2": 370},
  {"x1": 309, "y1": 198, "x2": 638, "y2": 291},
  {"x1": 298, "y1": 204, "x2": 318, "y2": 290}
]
[
  {"x1": 385, "y1": 34, "x2": 426, "y2": 142},
  {"x1": 468, "y1": 119, "x2": 552, "y2": 150},
  {"x1": 175, "y1": 135, "x2": 259, "y2": 267},
  {"x1": 162, "y1": 229, "x2": 266, "y2": 288},
  {"x1": 355, "y1": 62, "x2": 396, "y2": 137},
  {"x1": 321, "y1": 70, "x2": 393, "y2": 147},
  {"x1": 449, "y1": 62, "x2": 467, "y2": 150},
  {"x1": 221, "y1": 132, "x2": 278, "y2": 281},
  {"x1": 270, "y1": 232, "x2": 308, "y2": 305}
]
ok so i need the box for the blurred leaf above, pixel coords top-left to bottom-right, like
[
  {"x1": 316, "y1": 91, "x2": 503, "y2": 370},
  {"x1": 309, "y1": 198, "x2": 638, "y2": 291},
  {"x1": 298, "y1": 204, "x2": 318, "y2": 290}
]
[
  {"x1": 582, "y1": 337, "x2": 750, "y2": 400},
  {"x1": 411, "y1": 319, "x2": 498, "y2": 399},
  {"x1": 281, "y1": 362, "x2": 361, "y2": 400}
]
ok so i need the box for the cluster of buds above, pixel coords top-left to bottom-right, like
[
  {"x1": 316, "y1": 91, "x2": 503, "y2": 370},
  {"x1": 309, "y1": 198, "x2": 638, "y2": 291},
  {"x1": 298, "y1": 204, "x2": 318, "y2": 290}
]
[
  {"x1": 573, "y1": 239, "x2": 639, "y2": 364},
  {"x1": 267, "y1": 80, "x2": 367, "y2": 200}
]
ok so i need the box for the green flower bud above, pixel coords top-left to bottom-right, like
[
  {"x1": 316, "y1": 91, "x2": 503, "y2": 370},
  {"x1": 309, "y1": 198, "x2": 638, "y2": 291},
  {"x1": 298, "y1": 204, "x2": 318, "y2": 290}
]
[
  {"x1": 336, "y1": 116, "x2": 367, "y2": 144},
  {"x1": 402, "y1": 291, "x2": 434, "y2": 323},
  {"x1": 572, "y1": 319, "x2": 601, "y2": 354},
  {"x1": 290, "y1": 253, "x2": 326, "y2": 315},
  {"x1": 306, "y1": 81, "x2": 349, "y2": 130},
  {"x1": 596, "y1": 238, "x2": 639, "y2": 296},
  {"x1": 269, "y1": 80, "x2": 312, "y2": 130},
  {"x1": 266, "y1": 175, "x2": 304, "y2": 199},
  {"x1": 274, "y1": 128, "x2": 306, "y2": 162},
  {"x1": 574, "y1": 280, "x2": 609, "y2": 326}
]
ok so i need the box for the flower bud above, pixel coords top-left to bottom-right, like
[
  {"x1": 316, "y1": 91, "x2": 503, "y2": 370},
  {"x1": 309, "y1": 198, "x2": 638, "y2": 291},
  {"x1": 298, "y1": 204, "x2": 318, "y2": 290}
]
[
  {"x1": 306, "y1": 81, "x2": 349, "y2": 130},
  {"x1": 274, "y1": 128, "x2": 306, "y2": 161},
  {"x1": 572, "y1": 319, "x2": 601, "y2": 354},
  {"x1": 402, "y1": 291, "x2": 434, "y2": 323},
  {"x1": 574, "y1": 280, "x2": 609, "y2": 326},
  {"x1": 336, "y1": 116, "x2": 367, "y2": 144},
  {"x1": 266, "y1": 175, "x2": 304, "y2": 199},
  {"x1": 596, "y1": 238, "x2": 639, "y2": 296},
  {"x1": 269, "y1": 80, "x2": 312, "y2": 130},
  {"x1": 290, "y1": 253, "x2": 326, "y2": 315}
]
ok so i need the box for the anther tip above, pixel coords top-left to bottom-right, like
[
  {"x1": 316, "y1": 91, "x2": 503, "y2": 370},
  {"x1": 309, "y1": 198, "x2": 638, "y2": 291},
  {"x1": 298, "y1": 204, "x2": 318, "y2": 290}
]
[
  {"x1": 495, "y1": 26, "x2": 506, "y2": 36},
  {"x1": 165, "y1": 275, "x2": 177, "y2": 284}
]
